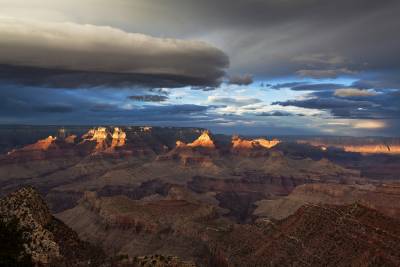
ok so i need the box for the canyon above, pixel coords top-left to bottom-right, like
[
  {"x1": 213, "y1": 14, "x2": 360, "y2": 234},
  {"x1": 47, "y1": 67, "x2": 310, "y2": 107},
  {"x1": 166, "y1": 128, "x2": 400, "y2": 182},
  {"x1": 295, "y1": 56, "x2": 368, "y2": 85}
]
[{"x1": 0, "y1": 126, "x2": 400, "y2": 266}]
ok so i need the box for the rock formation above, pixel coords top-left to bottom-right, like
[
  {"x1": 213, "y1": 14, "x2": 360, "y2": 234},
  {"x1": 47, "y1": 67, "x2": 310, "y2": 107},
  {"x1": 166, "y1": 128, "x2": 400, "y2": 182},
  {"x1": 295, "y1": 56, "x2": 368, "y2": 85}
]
[
  {"x1": 0, "y1": 187, "x2": 60, "y2": 264},
  {"x1": 231, "y1": 136, "x2": 280, "y2": 150},
  {"x1": 343, "y1": 144, "x2": 400, "y2": 154},
  {"x1": 217, "y1": 203, "x2": 400, "y2": 266},
  {"x1": 80, "y1": 127, "x2": 128, "y2": 154},
  {"x1": 111, "y1": 127, "x2": 127, "y2": 148},
  {"x1": 20, "y1": 135, "x2": 57, "y2": 151},
  {"x1": 298, "y1": 138, "x2": 400, "y2": 154},
  {"x1": 187, "y1": 131, "x2": 215, "y2": 149},
  {"x1": 254, "y1": 182, "x2": 400, "y2": 220},
  {"x1": 231, "y1": 136, "x2": 280, "y2": 156},
  {"x1": 82, "y1": 127, "x2": 110, "y2": 151},
  {"x1": 133, "y1": 255, "x2": 197, "y2": 267},
  {"x1": 0, "y1": 187, "x2": 105, "y2": 266},
  {"x1": 4, "y1": 136, "x2": 61, "y2": 161}
]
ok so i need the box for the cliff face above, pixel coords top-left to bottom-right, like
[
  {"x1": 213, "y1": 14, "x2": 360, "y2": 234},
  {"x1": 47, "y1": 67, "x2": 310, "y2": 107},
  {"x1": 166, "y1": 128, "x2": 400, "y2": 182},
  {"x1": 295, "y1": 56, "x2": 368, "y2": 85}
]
[
  {"x1": 0, "y1": 187, "x2": 105, "y2": 266},
  {"x1": 0, "y1": 187, "x2": 59, "y2": 265},
  {"x1": 255, "y1": 183, "x2": 400, "y2": 220},
  {"x1": 70, "y1": 191, "x2": 216, "y2": 234}
]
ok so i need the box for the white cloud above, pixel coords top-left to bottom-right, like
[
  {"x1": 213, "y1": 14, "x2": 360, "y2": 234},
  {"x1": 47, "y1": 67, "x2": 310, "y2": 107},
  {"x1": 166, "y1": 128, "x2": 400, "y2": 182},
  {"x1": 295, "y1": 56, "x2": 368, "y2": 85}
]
[{"x1": 351, "y1": 120, "x2": 386, "y2": 129}]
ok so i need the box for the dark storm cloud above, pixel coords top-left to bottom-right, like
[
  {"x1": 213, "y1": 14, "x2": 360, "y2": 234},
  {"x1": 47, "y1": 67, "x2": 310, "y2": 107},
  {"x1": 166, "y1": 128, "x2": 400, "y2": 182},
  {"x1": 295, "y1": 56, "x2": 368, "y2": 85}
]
[
  {"x1": 228, "y1": 74, "x2": 253, "y2": 86},
  {"x1": 90, "y1": 103, "x2": 119, "y2": 112},
  {"x1": 128, "y1": 95, "x2": 169, "y2": 102},
  {"x1": 273, "y1": 90, "x2": 400, "y2": 120},
  {"x1": 351, "y1": 71, "x2": 400, "y2": 90},
  {"x1": 270, "y1": 82, "x2": 307, "y2": 89},
  {"x1": 145, "y1": 104, "x2": 210, "y2": 115},
  {"x1": 208, "y1": 96, "x2": 262, "y2": 107},
  {"x1": 190, "y1": 86, "x2": 216, "y2": 91},
  {"x1": 0, "y1": 84, "x2": 222, "y2": 124},
  {"x1": 270, "y1": 82, "x2": 344, "y2": 91},
  {"x1": 290, "y1": 83, "x2": 344, "y2": 91},
  {"x1": 0, "y1": 17, "x2": 229, "y2": 89},
  {"x1": 33, "y1": 105, "x2": 75, "y2": 113},
  {"x1": 2, "y1": 1, "x2": 399, "y2": 82},
  {"x1": 0, "y1": 65, "x2": 228, "y2": 89},
  {"x1": 256, "y1": 111, "x2": 295, "y2": 117},
  {"x1": 136, "y1": 0, "x2": 398, "y2": 80}
]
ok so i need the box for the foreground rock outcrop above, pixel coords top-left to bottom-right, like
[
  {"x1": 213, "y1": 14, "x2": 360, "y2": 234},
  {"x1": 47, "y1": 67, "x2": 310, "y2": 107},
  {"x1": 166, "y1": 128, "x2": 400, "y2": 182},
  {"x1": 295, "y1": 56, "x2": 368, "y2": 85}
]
[{"x1": 0, "y1": 187, "x2": 105, "y2": 266}]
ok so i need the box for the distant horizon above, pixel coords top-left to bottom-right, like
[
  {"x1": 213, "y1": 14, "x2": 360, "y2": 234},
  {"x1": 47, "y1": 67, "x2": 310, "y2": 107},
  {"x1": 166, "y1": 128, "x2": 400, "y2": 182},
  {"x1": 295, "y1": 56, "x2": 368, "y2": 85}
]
[{"x1": 0, "y1": 124, "x2": 399, "y2": 138}]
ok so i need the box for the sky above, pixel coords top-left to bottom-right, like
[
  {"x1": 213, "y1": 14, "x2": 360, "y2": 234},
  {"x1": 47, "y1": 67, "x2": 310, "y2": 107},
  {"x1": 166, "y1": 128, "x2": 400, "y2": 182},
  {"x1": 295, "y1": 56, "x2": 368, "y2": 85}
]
[{"x1": 0, "y1": 0, "x2": 399, "y2": 136}]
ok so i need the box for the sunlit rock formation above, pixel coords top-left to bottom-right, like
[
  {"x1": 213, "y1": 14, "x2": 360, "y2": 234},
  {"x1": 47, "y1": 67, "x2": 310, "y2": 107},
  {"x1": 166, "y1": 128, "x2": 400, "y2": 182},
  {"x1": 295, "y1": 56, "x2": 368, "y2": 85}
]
[
  {"x1": 21, "y1": 136, "x2": 58, "y2": 151},
  {"x1": 81, "y1": 127, "x2": 127, "y2": 153},
  {"x1": 343, "y1": 144, "x2": 400, "y2": 154},
  {"x1": 298, "y1": 138, "x2": 400, "y2": 154},
  {"x1": 187, "y1": 131, "x2": 215, "y2": 148},
  {"x1": 4, "y1": 136, "x2": 60, "y2": 161},
  {"x1": 253, "y1": 138, "x2": 281, "y2": 149},
  {"x1": 157, "y1": 131, "x2": 219, "y2": 170},
  {"x1": 231, "y1": 135, "x2": 280, "y2": 156},
  {"x1": 84, "y1": 127, "x2": 110, "y2": 151},
  {"x1": 111, "y1": 127, "x2": 126, "y2": 148},
  {"x1": 232, "y1": 136, "x2": 280, "y2": 150},
  {"x1": 140, "y1": 126, "x2": 152, "y2": 132},
  {"x1": 64, "y1": 134, "x2": 77, "y2": 144}
]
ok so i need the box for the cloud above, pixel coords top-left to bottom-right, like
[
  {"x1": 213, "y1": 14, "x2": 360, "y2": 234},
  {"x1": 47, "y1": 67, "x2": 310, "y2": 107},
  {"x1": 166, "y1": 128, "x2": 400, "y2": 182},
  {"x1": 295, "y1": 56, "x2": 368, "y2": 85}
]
[
  {"x1": 273, "y1": 97, "x2": 374, "y2": 110},
  {"x1": 273, "y1": 89, "x2": 400, "y2": 120},
  {"x1": 208, "y1": 96, "x2": 262, "y2": 107},
  {"x1": 228, "y1": 74, "x2": 253, "y2": 85},
  {"x1": 190, "y1": 86, "x2": 216, "y2": 91},
  {"x1": 292, "y1": 54, "x2": 345, "y2": 66},
  {"x1": 334, "y1": 88, "x2": 377, "y2": 97},
  {"x1": 296, "y1": 68, "x2": 355, "y2": 78},
  {"x1": 256, "y1": 111, "x2": 295, "y2": 116},
  {"x1": 290, "y1": 83, "x2": 344, "y2": 91},
  {"x1": 128, "y1": 95, "x2": 169, "y2": 102},
  {"x1": 351, "y1": 120, "x2": 386, "y2": 129},
  {"x1": 144, "y1": 104, "x2": 210, "y2": 114},
  {"x1": 33, "y1": 104, "x2": 74, "y2": 113},
  {"x1": 0, "y1": 17, "x2": 229, "y2": 88},
  {"x1": 270, "y1": 82, "x2": 307, "y2": 89},
  {"x1": 90, "y1": 103, "x2": 119, "y2": 112}
]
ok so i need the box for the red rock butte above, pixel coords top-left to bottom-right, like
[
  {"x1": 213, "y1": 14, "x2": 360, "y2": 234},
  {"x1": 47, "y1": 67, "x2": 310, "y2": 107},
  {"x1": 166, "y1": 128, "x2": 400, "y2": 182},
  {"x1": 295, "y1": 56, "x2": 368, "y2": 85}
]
[
  {"x1": 82, "y1": 127, "x2": 127, "y2": 153},
  {"x1": 21, "y1": 136, "x2": 57, "y2": 151},
  {"x1": 232, "y1": 135, "x2": 281, "y2": 150},
  {"x1": 187, "y1": 131, "x2": 216, "y2": 149}
]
